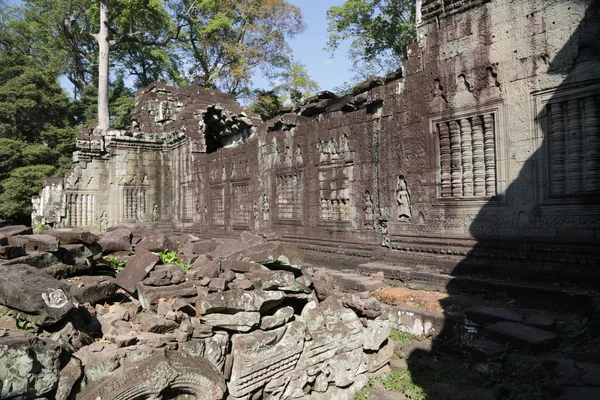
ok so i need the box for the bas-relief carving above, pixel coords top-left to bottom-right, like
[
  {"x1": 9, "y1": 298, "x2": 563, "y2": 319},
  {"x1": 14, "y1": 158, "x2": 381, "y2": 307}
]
[
  {"x1": 396, "y1": 176, "x2": 411, "y2": 221},
  {"x1": 363, "y1": 191, "x2": 374, "y2": 229}
]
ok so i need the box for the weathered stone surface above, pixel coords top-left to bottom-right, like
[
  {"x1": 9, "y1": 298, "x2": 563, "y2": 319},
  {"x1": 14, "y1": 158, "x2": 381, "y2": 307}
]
[
  {"x1": 137, "y1": 280, "x2": 201, "y2": 310},
  {"x1": 364, "y1": 340, "x2": 394, "y2": 373},
  {"x1": 99, "y1": 227, "x2": 132, "y2": 253},
  {"x1": 136, "y1": 312, "x2": 179, "y2": 334},
  {"x1": 47, "y1": 228, "x2": 100, "y2": 245},
  {"x1": 523, "y1": 314, "x2": 556, "y2": 331},
  {"x1": 0, "y1": 332, "x2": 66, "y2": 399},
  {"x1": 115, "y1": 248, "x2": 159, "y2": 293},
  {"x1": 241, "y1": 242, "x2": 304, "y2": 270},
  {"x1": 246, "y1": 269, "x2": 311, "y2": 293},
  {"x1": 132, "y1": 229, "x2": 175, "y2": 252},
  {"x1": 192, "y1": 256, "x2": 221, "y2": 278},
  {"x1": 260, "y1": 306, "x2": 295, "y2": 330},
  {"x1": 198, "y1": 288, "x2": 284, "y2": 314},
  {"x1": 229, "y1": 321, "x2": 305, "y2": 398},
  {"x1": 363, "y1": 318, "x2": 391, "y2": 351},
  {"x1": 485, "y1": 321, "x2": 557, "y2": 353},
  {"x1": 68, "y1": 275, "x2": 118, "y2": 304},
  {"x1": 342, "y1": 294, "x2": 383, "y2": 319},
  {"x1": 142, "y1": 264, "x2": 186, "y2": 286},
  {"x1": 8, "y1": 233, "x2": 59, "y2": 252},
  {"x1": 221, "y1": 259, "x2": 264, "y2": 273},
  {"x1": 0, "y1": 264, "x2": 78, "y2": 326},
  {"x1": 179, "y1": 331, "x2": 229, "y2": 371},
  {"x1": 78, "y1": 348, "x2": 226, "y2": 400},
  {"x1": 192, "y1": 239, "x2": 218, "y2": 255},
  {"x1": 0, "y1": 245, "x2": 26, "y2": 259},
  {"x1": 0, "y1": 225, "x2": 32, "y2": 237},
  {"x1": 239, "y1": 231, "x2": 266, "y2": 246},
  {"x1": 55, "y1": 356, "x2": 84, "y2": 400},
  {"x1": 201, "y1": 311, "x2": 260, "y2": 332},
  {"x1": 209, "y1": 277, "x2": 227, "y2": 291},
  {"x1": 466, "y1": 337, "x2": 504, "y2": 361},
  {"x1": 465, "y1": 305, "x2": 523, "y2": 325}
]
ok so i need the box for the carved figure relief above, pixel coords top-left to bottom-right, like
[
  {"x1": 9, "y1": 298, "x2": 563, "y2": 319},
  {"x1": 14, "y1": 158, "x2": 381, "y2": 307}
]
[
  {"x1": 152, "y1": 204, "x2": 159, "y2": 222},
  {"x1": 261, "y1": 194, "x2": 270, "y2": 221},
  {"x1": 276, "y1": 173, "x2": 302, "y2": 221},
  {"x1": 295, "y1": 145, "x2": 303, "y2": 166},
  {"x1": 41, "y1": 289, "x2": 69, "y2": 309},
  {"x1": 396, "y1": 175, "x2": 411, "y2": 221},
  {"x1": 316, "y1": 135, "x2": 352, "y2": 164},
  {"x1": 100, "y1": 211, "x2": 108, "y2": 231}
]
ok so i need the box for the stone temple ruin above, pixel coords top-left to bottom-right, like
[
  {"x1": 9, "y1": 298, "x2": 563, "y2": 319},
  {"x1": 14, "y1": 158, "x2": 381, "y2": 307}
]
[{"x1": 10, "y1": 0, "x2": 600, "y2": 398}]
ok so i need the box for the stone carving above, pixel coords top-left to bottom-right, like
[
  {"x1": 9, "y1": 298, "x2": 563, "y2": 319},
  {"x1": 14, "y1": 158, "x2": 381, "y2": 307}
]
[
  {"x1": 41, "y1": 288, "x2": 69, "y2": 309},
  {"x1": 78, "y1": 350, "x2": 226, "y2": 400},
  {"x1": 436, "y1": 112, "x2": 497, "y2": 198},
  {"x1": 211, "y1": 186, "x2": 225, "y2": 226},
  {"x1": 316, "y1": 135, "x2": 351, "y2": 164},
  {"x1": 295, "y1": 144, "x2": 303, "y2": 166},
  {"x1": 152, "y1": 204, "x2": 159, "y2": 222},
  {"x1": 546, "y1": 94, "x2": 600, "y2": 195},
  {"x1": 66, "y1": 193, "x2": 95, "y2": 227},
  {"x1": 319, "y1": 164, "x2": 352, "y2": 223},
  {"x1": 396, "y1": 176, "x2": 411, "y2": 221},
  {"x1": 228, "y1": 321, "x2": 305, "y2": 398},
  {"x1": 261, "y1": 194, "x2": 270, "y2": 221},
  {"x1": 276, "y1": 173, "x2": 302, "y2": 221},
  {"x1": 233, "y1": 183, "x2": 250, "y2": 226}
]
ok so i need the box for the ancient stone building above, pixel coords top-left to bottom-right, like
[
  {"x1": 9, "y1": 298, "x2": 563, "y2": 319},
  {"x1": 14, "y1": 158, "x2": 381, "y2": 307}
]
[{"x1": 35, "y1": 0, "x2": 600, "y2": 283}]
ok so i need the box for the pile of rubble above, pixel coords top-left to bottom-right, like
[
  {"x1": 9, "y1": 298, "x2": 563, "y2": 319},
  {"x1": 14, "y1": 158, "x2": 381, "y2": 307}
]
[{"x1": 0, "y1": 225, "x2": 396, "y2": 400}]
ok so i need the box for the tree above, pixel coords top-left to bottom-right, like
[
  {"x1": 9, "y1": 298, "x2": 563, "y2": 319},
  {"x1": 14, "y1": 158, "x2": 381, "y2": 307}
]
[
  {"x1": 172, "y1": 0, "x2": 305, "y2": 96},
  {"x1": 326, "y1": 0, "x2": 416, "y2": 81},
  {"x1": 0, "y1": 165, "x2": 56, "y2": 223},
  {"x1": 248, "y1": 89, "x2": 283, "y2": 121},
  {"x1": 272, "y1": 60, "x2": 319, "y2": 104}
]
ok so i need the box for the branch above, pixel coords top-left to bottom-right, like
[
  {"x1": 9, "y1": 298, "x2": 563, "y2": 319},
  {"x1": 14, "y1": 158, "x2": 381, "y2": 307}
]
[{"x1": 109, "y1": 25, "x2": 182, "y2": 49}]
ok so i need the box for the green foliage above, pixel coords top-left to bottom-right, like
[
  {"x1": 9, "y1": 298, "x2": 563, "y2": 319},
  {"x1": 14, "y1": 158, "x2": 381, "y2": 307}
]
[
  {"x1": 0, "y1": 310, "x2": 37, "y2": 333},
  {"x1": 0, "y1": 165, "x2": 56, "y2": 221},
  {"x1": 326, "y1": 0, "x2": 416, "y2": 81},
  {"x1": 104, "y1": 255, "x2": 128, "y2": 273},
  {"x1": 32, "y1": 221, "x2": 51, "y2": 233},
  {"x1": 248, "y1": 89, "x2": 283, "y2": 121},
  {"x1": 375, "y1": 370, "x2": 426, "y2": 399},
  {"x1": 389, "y1": 329, "x2": 414, "y2": 345},
  {"x1": 158, "y1": 249, "x2": 191, "y2": 271},
  {"x1": 271, "y1": 60, "x2": 319, "y2": 104}
]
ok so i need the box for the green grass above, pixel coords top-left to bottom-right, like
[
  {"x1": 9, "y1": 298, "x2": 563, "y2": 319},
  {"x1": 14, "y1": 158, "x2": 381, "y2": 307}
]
[
  {"x1": 376, "y1": 370, "x2": 426, "y2": 400},
  {"x1": 390, "y1": 329, "x2": 415, "y2": 344}
]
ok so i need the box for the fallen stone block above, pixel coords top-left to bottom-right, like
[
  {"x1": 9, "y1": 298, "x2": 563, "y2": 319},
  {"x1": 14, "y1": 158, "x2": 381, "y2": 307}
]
[
  {"x1": 191, "y1": 255, "x2": 220, "y2": 278},
  {"x1": 485, "y1": 321, "x2": 557, "y2": 353},
  {"x1": 466, "y1": 337, "x2": 504, "y2": 361},
  {"x1": 115, "y1": 248, "x2": 159, "y2": 293},
  {"x1": 0, "y1": 225, "x2": 33, "y2": 237},
  {"x1": 67, "y1": 275, "x2": 118, "y2": 305},
  {"x1": 363, "y1": 319, "x2": 391, "y2": 351},
  {"x1": 8, "y1": 233, "x2": 59, "y2": 252},
  {"x1": 364, "y1": 340, "x2": 394, "y2": 373},
  {"x1": 47, "y1": 228, "x2": 100, "y2": 245},
  {"x1": 192, "y1": 239, "x2": 218, "y2": 255},
  {"x1": 137, "y1": 281, "x2": 202, "y2": 310},
  {"x1": 132, "y1": 229, "x2": 175, "y2": 252},
  {"x1": 0, "y1": 264, "x2": 78, "y2": 326},
  {"x1": 523, "y1": 314, "x2": 556, "y2": 331},
  {"x1": 260, "y1": 306, "x2": 294, "y2": 330},
  {"x1": 197, "y1": 288, "x2": 284, "y2": 314},
  {"x1": 201, "y1": 311, "x2": 260, "y2": 332},
  {"x1": 0, "y1": 245, "x2": 26, "y2": 259},
  {"x1": 221, "y1": 259, "x2": 264, "y2": 273},
  {"x1": 240, "y1": 242, "x2": 304, "y2": 273},
  {"x1": 99, "y1": 227, "x2": 132, "y2": 253},
  {"x1": 0, "y1": 332, "x2": 66, "y2": 399},
  {"x1": 136, "y1": 312, "x2": 179, "y2": 334}
]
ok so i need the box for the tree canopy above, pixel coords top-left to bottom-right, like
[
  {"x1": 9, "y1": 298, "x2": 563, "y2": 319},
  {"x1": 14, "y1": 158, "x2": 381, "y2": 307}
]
[{"x1": 326, "y1": 0, "x2": 416, "y2": 82}]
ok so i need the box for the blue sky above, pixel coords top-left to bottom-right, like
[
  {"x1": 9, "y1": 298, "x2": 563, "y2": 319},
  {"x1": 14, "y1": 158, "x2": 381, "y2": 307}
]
[{"x1": 5, "y1": 0, "x2": 354, "y2": 93}]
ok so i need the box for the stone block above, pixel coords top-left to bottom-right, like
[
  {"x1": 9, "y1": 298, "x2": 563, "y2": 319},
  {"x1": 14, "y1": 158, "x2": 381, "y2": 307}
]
[
  {"x1": 0, "y1": 264, "x2": 78, "y2": 326},
  {"x1": 99, "y1": 228, "x2": 133, "y2": 253},
  {"x1": 465, "y1": 305, "x2": 523, "y2": 325},
  {"x1": 115, "y1": 249, "x2": 159, "y2": 293},
  {"x1": 67, "y1": 275, "x2": 118, "y2": 305},
  {"x1": 47, "y1": 228, "x2": 100, "y2": 245},
  {"x1": 198, "y1": 288, "x2": 284, "y2": 314},
  {"x1": 0, "y1": 245, "x2": 26, "y2": 259},
  {"x1": 201, "y1": 311, "x2": 260, "y2": 332},
  {"x1": 137, "y1": 281, "x2": 201, "y2": 310},
  {"x1": 466, "y1": 337, "x2": 504, "y2": 361},
  {"x1": 523, "y1": 314, "x2": 555, "y2": 331},
  {"x1": 221, "y1": 259, "x2": 264, "y2": 273},
  {"x1": 260, "y1": 306, "x2": 294, "y2": 330},
  {"x1": 365, "y1": 340, "x2": 394, "y2": 373},
  {"x1": 8, "y1": 234, "x2": 59, "y2": 252},
  {"x1": 0, "y1": 225, "x2": 33, "y2": 237},
  {"x1": 485, "y1": 321, "x2": 557, "y2": 353},
  {"x1": 363, "y1": 319, "x2": 391, "y2": 351}
]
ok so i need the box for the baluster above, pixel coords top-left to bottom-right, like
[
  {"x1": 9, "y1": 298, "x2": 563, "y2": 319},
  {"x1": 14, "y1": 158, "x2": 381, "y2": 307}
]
[
  {"x1": 438, "y1": 123, "x2": 452, "y2": 197},
  {"x1": 449, "y1": 120, "x2": 463, "y2": 197},
  {"x1": 471, "y1": 116, "x2": 485, "y2": 196},
  {"x1": 583, "y1": 96, "x2": 600, "y2": 192},
  {"x1": 460, "y1": 118, "x2": 474, "y2": 196},
  {"x1": 549, "y1": 102, "x2": 566, "y2": 195},
  {"x1": 482, "y1": 113, "x2": 497, "y2": 196},
  {"x1": 566, "y1": 99, "x2": 583, "y2": 193}
]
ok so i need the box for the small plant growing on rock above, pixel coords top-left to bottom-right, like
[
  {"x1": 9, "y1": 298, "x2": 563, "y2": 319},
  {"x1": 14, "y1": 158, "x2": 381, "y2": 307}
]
[
  {"x1": 0, "y1": 310, "x2": 37, "y2": 333},
  {"x1": 32, "y1": 222, "x2": 51, "y2": 234},
  {"x1": 158, "y1": 249, "x2": 191, "y2": 271},
  {"x1": 100, "y1": 255, "x2": 128, "y2": 274}
]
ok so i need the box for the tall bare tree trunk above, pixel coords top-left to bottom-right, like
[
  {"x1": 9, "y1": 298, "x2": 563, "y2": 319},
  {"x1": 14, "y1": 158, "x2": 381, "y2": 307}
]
[{"x1": 96, "y1": 0, "x2": 110, "y2": 131}]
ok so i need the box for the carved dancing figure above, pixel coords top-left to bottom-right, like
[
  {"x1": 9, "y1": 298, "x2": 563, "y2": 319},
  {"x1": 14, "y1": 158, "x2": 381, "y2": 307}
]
[
  {"x1": 261, "y1": 194, "x2": 270, "y2": 221},
  {"x1": 396, "y1": 175, "x2": 411, "y2": 221},
  {"x1": 100, "y1": 211, "x2": 108, "y2": 231},
  {"x1": 152, "y1": 204, "x2": 159, "y2": 222},
  {"x1": 363, "y1": 191, "x2": 374, "y2": 227}
]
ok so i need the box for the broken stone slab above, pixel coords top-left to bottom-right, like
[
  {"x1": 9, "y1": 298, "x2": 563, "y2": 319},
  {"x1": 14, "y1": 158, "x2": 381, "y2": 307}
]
[
  {"x1": 197, "y1": 288, "x2": 284, "y2": 314},
  {"x1": 191, "y1": 255, "x2": 220, "y2": 278},
  {"x1": 98, "y1": 227, "x2": 133, "y2": 253},
  {"x1": 221, "y1": 259, "x2": 265, "y2": 273},
  {"x1": 466, "y1": 337, "x2": 504, "y2": 361},
  {"x1": 0, "y1": 224, "x2": 33, "y2": 237},
  {"x1": 77, "y1": 348, "x2": 227, "y2": 400},
  {"x1": 365, "y1": 339, "x2": 394, "y2": 373},
  {"x1": 485, "y1": 321, "x2": 557, "y2": 353},
  {"x1": 142, "y1": 264, "x2": 186, "y2": 286},
  {"x1": 115, "y1": 248, "x2": 159, "y2": 293},
  {"x1": 208, "y1": 277, "x2": 227, "y2": 291},
  {"x1": 228, "y1": 321, "x2": 305, "y2": 398},
  {"x1": 363, "y1": 318, "x2": 391, "y2": 351},
  {"x1": 523, "y1": 314, "x2": 556, "y2": 331},
  {"x1": 0, "y1": 264, "x2": 78, "y2": 326},
  {"x1": 465, "y1": 305, "x2": 523, "y2": 326},
  {"x1": 239, "y1": 231, "x2": 266, "y2": 246},
  {"x1": 136, "y1": 312, "x2": 179, "y2": 334},
  {"x1": 136, "y1": 331, "x2": 176, "y2": 348},
  {"x1": 179, "y1": 331, "x2": 229, "y2": 372},
  {"x1": 201, "y1": 311, "x2": 260, "y2": 332},
  {"x1": 67, "y1": 276, "x2": 118, "y2": 304},
  {"x1": 47, "y1": 228, "x2": 100, "y2": 245},
  {"x1": 7, "y1": 233, "x2": 59, "y2": 252},
  {"x1": 245, "y1": 269, "x2": 311, "y2": 293},
  {"x1": 132, "y1": 229, "x2": 176, "y2": 252},
  {"x1": 0, "y1": 331, "x2": 67, "y2": 399},
  {"x1": 240, "y1": 242, "x2": 304, "y2": 272},
  {"x1": 260, "y1": 306, "x2": 295, "y2": 330},
  {"x1": 0, "y1": 245, "x2": 26, "y2": 259},
  {"x1": 42, "y1": 257, "x2": 97, "y2": 279},
  {"x1": 342, "y1": 294, "x2": 383, "y2": 319},
  {"x1": 55, "y1": 357, "x2": 84, "y2": 400},
  {"x1": 228, "y1": 279, "x2": 255, "y2": 291},
  {"x1": 137, "y1": 280, "x2": 202, "y2": 310},
  {"x1": 60, "y1": 242, "x2": 102, "y2": 259},
  {"x1": 208, "y1": 239, "x2": 252, "y2": 259}
]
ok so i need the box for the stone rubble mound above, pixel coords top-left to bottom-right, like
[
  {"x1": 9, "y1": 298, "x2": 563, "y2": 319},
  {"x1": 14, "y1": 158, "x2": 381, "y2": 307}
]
[{"x1": 0, "y1": 226, "x2": 397, "y2": 399}]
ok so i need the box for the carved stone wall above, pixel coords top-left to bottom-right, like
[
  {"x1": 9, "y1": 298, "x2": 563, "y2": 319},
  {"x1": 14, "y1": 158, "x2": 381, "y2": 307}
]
[{"x1": 35, "y1": 0, "x2": 600, "y2": 280}]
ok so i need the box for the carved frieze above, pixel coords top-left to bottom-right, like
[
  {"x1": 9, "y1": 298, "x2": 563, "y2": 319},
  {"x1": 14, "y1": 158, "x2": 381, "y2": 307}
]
[{"x1": 276, "y1": 173, "x2": 303, "y2": 222}]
